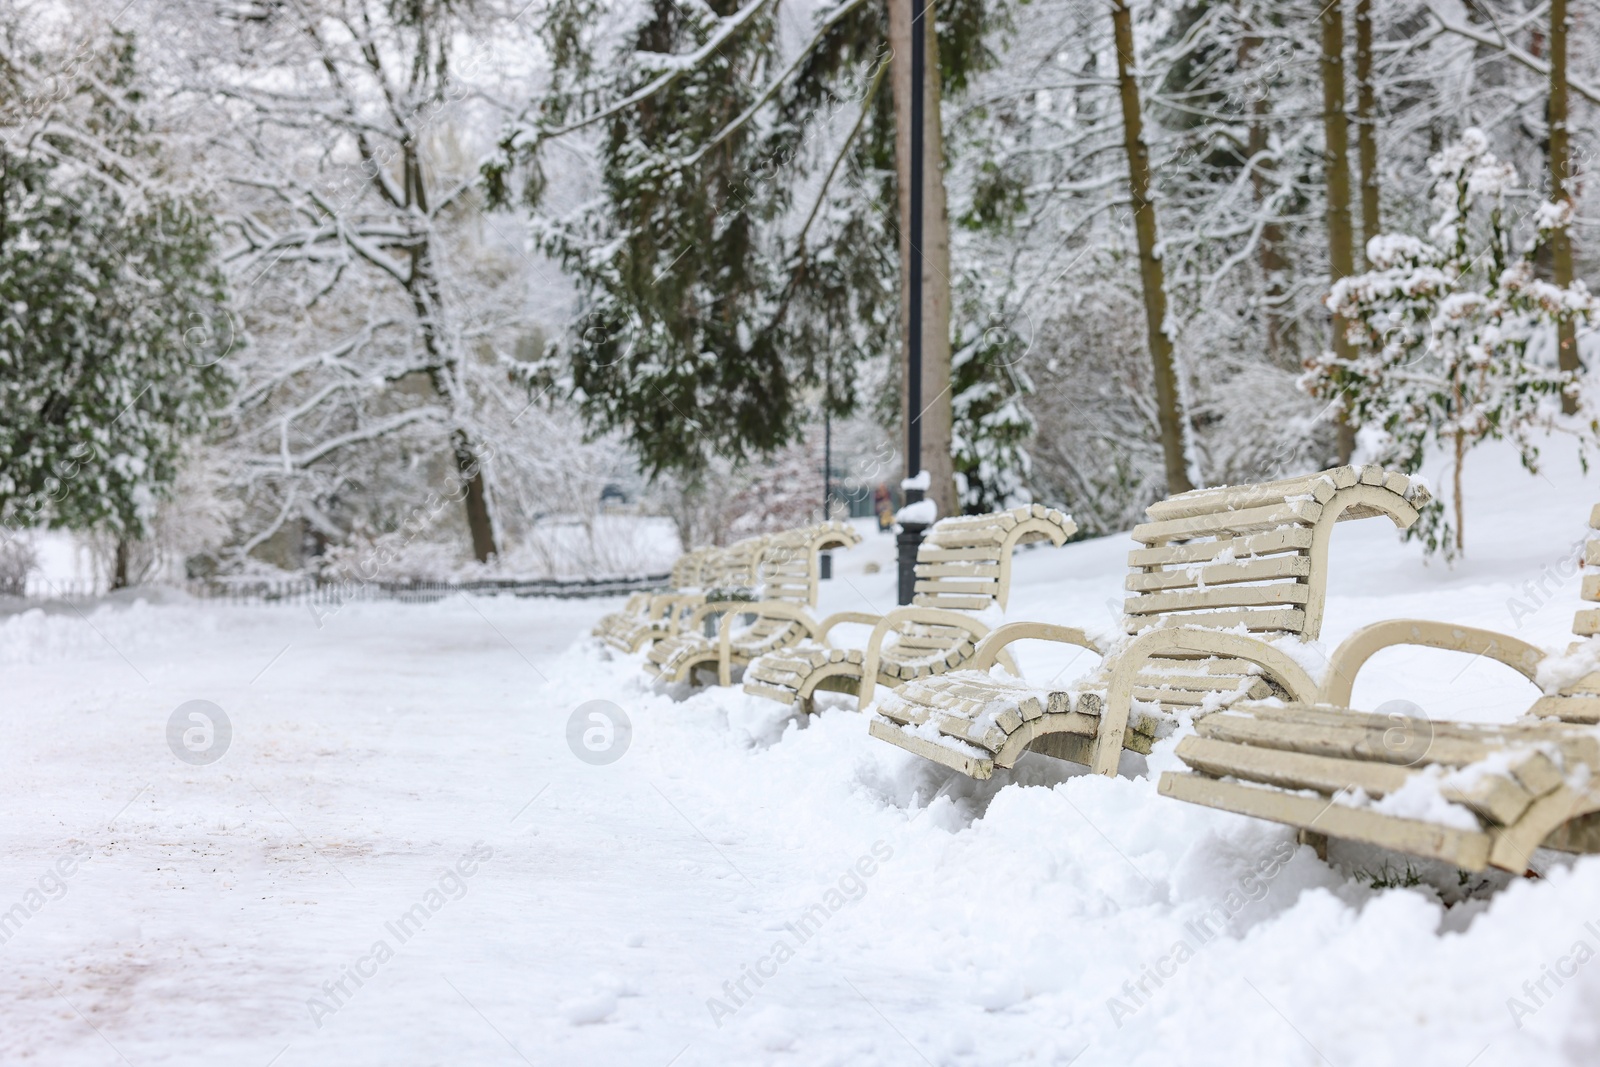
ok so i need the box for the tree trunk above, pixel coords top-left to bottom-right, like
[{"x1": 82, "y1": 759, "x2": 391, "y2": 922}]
[
  {"x1": 1241, "y1": 24, "x2": 1290, "y2": 367},
  {"x1": 889, "y1": 0, "x2": 956, "y2": 519},
  {"x1": 1354, "y1": 0, "x2": 1380, "y2": 265},
  {"x1": 1111, "y1": 0, "x2": 1192, "y2": 494},
  {"x1": 1550, "y1": 0, "x2": 1580, "y2": 414},
  {"x1": 1452, "y1": 429, "x2": 1466, "y2": 555},
  {"x1": 453, "y1": 432, "x2": 499, "y2": 563},
  {"x1": 1320, "y1": 0, "x2": 1358, "y2": 463},
  {"x1": 112, "y1": 536, "x2": 130, "y2": 590}
]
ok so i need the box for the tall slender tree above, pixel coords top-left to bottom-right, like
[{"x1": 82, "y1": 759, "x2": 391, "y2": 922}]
[
  {"x1": 1319, "y1": 0, "x2": 1357, "y2": 463},
  {"x1": 1549, "y1": 0, "x2": 1581, "y2": 413},
  {"x1": 1111, "y1": 0, "x2": 1192, "y2": 494},
  {"x1": 1354, "y1": 0, "x2": 1379, "y2": 266}
]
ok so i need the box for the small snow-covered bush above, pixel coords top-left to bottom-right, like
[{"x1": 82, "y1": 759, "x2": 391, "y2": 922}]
[
  {"x1": 0, "y1": 537, "x2": 38, "y2": 596},
  {"x1": 1306, "y1": 129, "x2": 1596, "y2": 557}
]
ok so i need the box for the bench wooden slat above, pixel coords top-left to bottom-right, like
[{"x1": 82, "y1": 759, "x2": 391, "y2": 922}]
[
  {"x1": 1176, "y1": 735, "x2": 1412, "y2": 796},
  {"x1": 1124, "y1": 583, "x2": 1311, "y2": 616},
  {"x1": 913, "y1": 594, "x2": 994, "y2": 611},
  {"x1": 1125, "y1": 554, "x2": 1312, "y2": 592},
  {"x1": 914, "y1": 578, "x2": 1001, "y2": 595},
  {"x1": 1127, "y1": 528, "x2": 1315, "y2": 568},
  {"x1": 917, "y1": 546, "x2": 1007, "y2": 562},
  {"x1": 1530, "y1": 694, "x2": 1600, "y2": 723},
  {"x1": 917, "y1": 563, "x2": 1003, "y2": 578},
  {"x1": 1173, "y1": 735, "x2": 1535, "y2": 826},
  {"x1": 1131, "y1": 500, "x2": 1323, "y2": 545},
  {"x1": 1123, "y1": 607, "x2": 1306, "y2": 635},
  {"x1": 1157, "y1": 773, "x2": 1493, "y2": 870},
  {"x1": 1144, "y1": 473, "x2": 1340, "y2": 521},
  {"x1": 1194, "y1": 712, "x2": 1496, "y2": 766}
]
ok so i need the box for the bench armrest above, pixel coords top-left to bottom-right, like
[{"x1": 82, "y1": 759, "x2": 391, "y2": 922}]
[
  {"x1": 816, "y1": 611, "x2": 882, "y2": 646},
  {"x1": 857, "y1": 607, "x2": 996, "y2": 711},
  {"x1": 970, "y1": 622, "x2": 1104, "y2": 672},
  {"x1": 716, "y1": 601, "x2": 821, "y2": 686},
  {"x1": 1093, "y1": 627, "x2": 1321, "y2": 777},
  {"x1": 1318, "y1": 620, "x2": 1547, "y2": 707}
]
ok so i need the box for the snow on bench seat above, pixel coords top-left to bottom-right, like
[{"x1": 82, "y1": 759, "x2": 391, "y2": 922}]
[
  {"x1": 1160, "y1": 701, "x2": 1600, "y2": 872},
  {"x1": 1157, "y1": 502, "x2": 1600, "y2": 872},
  {"x1": 740, "y1": 505, "x2": 1077, "y2": 711},
  {"x1": 645, "y1": 523, "x2": 861, "y2": 686},
  {"x1": 593, "y1": 547, "x2": 716, "y2": 652},
  {"x1": 868, "y1": 465, "x2": 1430, "y2": 779}
]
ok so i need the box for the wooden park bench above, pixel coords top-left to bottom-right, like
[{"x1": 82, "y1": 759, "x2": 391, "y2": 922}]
[
  {"x1": 741, "y1": 505, "x2": 1077, "y2": 713},
  {"x1": 644, "y1": 522, "x2": 862, "y2": 686},
  {"x1": 593, "y1": 546, "x2": 716, "y2": 651},
  {"x1": 597, "y1": 536, "x2": 770, "y2": 654},
  {"x1": 1155, "y1": 505, "x2": 1600, "y2": 874},
  {"x1": 867, "y1": 465, "x2": 1430, "y2": 779}
]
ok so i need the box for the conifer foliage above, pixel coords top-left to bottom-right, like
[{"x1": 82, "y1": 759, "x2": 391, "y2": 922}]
[
  {"x1": 0, "y1": 34, "x2": 230, "y2": 546},
  {"x1": 488, "y1": 0, "x2": 1028, "y2": 506}
]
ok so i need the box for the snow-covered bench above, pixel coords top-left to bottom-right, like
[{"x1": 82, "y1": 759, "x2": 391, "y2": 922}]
[
  {"x1": 599, "y1": 536, "x2": 769, "y2": 653},
  {"x1": 1156, "y1": 503, "x2": 1600, "y2": 874},
  {"x1": 592, "y1": 546, "x2": 716, "y2": 652},
  {"x1": 740, "y1": 506, "x2": 1077, "y2": 712},
  {"x1": 868, "y1": 465, "x2": 1430, "y2": 778},
  {"x1": 644, "y1": 522, "x2": 862, "y2": 685}
]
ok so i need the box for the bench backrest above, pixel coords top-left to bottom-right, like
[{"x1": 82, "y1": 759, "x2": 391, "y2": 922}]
[
  {"x1": 756, "y1": 521, "x2": 863, "y2": 607},
  {"x1": 1124, "y1": 465, "x2": 1429, "y2": 641},
  {"x1": 1576, "y1": 504, "x2": 1600, "y2": 640},
  {"x1": 914, "y1": 505, "x2": 1078, "y2": 612},
  {"x1": 698, "y1": 535, "x2": 771, "y2": 598},
  {"x1": 669, "y1": 547, "x2": 716, "y2": 590},
  {"x1": 1526, "y1": 504, "x2": 1600, "y2": 723}
]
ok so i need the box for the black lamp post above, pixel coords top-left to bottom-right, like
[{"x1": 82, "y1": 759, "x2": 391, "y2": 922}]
[
  {"x1": 820, "y1": 403, "x2": 833, "y2": 579},
  {"x1": 896, "y1": 0, "x2": 929, "y2": 606}
]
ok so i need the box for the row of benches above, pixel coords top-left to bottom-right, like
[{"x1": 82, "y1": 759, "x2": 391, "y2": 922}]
[{"x1": 596, "y1": 467, "x2": 1600, "y2": 875}]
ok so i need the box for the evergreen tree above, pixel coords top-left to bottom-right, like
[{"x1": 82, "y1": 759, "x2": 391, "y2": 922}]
[
  {"x1": 487, "y1": 0, "x2": 1029, "y2": 504},
  {"x1": 0, "y1": 34, "x2": 231, "y2": 567}
]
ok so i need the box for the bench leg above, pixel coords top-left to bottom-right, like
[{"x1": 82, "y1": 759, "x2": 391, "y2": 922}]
[{"x1": 1298, "y1": 828, "x2": 1329, "y2": 861}]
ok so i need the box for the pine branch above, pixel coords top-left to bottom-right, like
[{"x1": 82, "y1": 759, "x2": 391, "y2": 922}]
[
  {"x1": 759, "y1": 46, "x2": 888, "y2": 338},
  {"x1": 534, "y1": 0, "x2": 781, "y2": 141},
  {"x1": 678, "y1": 0, "x2": 874, "y2": 168}
]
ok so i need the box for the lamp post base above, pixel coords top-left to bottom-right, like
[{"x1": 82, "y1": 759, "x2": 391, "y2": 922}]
[{"x1": 896, "y1": 521, "x2": 926, "y2": 605}]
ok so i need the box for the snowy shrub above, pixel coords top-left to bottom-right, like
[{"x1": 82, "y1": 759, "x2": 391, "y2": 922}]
[
  {"x1": 951, "y1": 308, "x2": 1036, "y2": 514},
  {"x1": 1306, "y1": 129, "x2": 1597, "y2": 557},
  {"x1": 0, "y1": 537, "x2": 38, "y2": 597}
]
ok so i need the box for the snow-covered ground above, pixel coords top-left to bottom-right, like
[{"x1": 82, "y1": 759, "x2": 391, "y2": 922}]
[{"x1": 4, "y1": 439, "x2": 1600, "y2": 1065}]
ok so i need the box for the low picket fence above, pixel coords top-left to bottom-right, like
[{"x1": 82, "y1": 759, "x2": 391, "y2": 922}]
[{"x1": 5, "y1": 574, "x2": 668, "y2": 605}]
